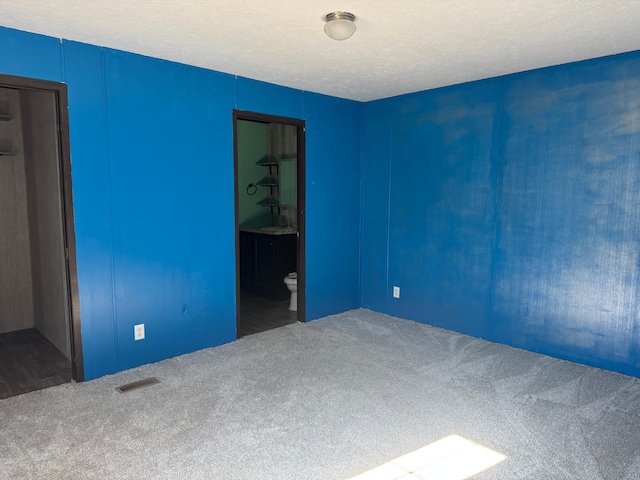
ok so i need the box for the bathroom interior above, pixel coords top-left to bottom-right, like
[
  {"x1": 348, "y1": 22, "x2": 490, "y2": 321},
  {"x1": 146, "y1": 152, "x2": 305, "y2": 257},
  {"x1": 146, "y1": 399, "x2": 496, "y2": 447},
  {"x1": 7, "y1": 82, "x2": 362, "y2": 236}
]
[{"x1": 236, "y1": 118, "x2": 300, "y2": 337}]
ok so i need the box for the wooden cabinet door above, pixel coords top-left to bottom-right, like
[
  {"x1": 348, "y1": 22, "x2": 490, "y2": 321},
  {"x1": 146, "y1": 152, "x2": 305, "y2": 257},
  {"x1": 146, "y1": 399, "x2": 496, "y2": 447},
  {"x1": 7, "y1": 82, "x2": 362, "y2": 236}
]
[
  {"x1": 239, "y1": 232, "x2": 255, "y2": 290},
  {"x1": 255, "y1": 235, "x2": 276, "y2": 289}
]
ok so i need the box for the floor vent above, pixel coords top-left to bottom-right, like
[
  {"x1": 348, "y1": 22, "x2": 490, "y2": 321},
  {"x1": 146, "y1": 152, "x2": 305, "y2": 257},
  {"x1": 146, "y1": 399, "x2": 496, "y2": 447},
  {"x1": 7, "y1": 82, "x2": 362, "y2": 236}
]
[{"x1": 115, "y1": 377, "x2": 160, "y2": 394}]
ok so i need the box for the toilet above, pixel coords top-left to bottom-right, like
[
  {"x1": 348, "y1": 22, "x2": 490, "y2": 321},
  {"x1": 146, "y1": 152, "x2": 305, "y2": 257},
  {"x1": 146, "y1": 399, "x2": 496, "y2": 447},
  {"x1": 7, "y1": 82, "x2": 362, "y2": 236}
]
[{"x1": 283, "y1": 272, "x2": 297, "y2": 311}]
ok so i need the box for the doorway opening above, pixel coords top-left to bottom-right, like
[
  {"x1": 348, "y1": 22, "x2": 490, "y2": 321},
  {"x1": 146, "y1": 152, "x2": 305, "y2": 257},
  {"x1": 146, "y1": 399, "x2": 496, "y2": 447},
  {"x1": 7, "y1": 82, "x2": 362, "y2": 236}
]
[
  {"x1": 0, "y1": 74, "x2": 83, "y2": 398},
  {"x1": 233, "y1": 110, "x2": 306, "y2": 337}
]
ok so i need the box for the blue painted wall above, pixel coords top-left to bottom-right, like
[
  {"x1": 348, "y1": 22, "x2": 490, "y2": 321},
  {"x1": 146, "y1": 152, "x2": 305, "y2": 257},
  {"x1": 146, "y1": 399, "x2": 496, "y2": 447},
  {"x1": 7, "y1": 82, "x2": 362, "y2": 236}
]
[
  {"x1": 387, "y1": 81, "x2": 501, "y2": 340},
  {"x1": 0, "y1": 26, "x2": 362, "y2": 379},
  {"x1": 0, "y1": 27, "x2": 62, "y2": 81},
  {"x1": 304, "y1": 92, "x2": 362, "y2": 319},
  {"x1": 103, "y1": 50, "x2": 238, "y2": 371},
  {"x1": 362, "y1": 51, "x2": 640, "y2": 377},
  {"x1": 361, "y1": 99, "x2": 393, "y2": 314},
  {"x1": 63, "y1": 41, "x2": 118, "y2": 378},
  {"x1": 492, "y1": 55, "x2": 640, "y2": 375}
]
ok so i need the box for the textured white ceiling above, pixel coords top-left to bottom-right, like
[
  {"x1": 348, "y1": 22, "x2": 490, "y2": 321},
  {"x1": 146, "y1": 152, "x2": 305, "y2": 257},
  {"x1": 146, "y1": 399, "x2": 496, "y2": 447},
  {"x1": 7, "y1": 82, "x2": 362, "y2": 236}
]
[{"x1": 1, "y1": 1, "x2": 640, "y2": 102}]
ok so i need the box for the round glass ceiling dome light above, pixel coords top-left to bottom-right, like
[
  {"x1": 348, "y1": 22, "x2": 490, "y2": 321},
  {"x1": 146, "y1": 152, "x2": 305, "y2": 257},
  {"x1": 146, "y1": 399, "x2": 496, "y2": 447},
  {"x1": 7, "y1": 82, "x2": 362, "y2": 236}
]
[{"x1": 324, "y1": 11, "x2": 357, "y2": 41}]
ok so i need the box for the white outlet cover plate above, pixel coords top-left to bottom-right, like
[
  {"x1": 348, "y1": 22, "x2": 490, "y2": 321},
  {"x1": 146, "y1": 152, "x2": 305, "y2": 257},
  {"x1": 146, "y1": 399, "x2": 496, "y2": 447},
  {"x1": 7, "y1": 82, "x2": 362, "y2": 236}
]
[
  {"x1": 134, "y1": 324, "x2": 145, "y2": 341},
  {"x1": 393, "y1": 286, "x2": 400, "y2": 298}
]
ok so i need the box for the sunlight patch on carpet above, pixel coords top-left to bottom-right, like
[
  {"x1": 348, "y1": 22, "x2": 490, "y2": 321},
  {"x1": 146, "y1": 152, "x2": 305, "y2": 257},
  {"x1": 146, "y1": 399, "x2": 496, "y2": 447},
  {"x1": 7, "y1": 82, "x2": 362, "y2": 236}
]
[{"x1": 348, "y1": 434, "x2": 507, "y2": 480}]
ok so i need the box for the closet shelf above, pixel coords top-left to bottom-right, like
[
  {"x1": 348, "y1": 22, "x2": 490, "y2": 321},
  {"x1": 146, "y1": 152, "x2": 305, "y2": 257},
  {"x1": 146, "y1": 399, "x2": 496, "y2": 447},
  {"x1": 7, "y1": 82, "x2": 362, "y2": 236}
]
[{"x1": 0, "y1": 140, "x2": 14, "y2": 155}]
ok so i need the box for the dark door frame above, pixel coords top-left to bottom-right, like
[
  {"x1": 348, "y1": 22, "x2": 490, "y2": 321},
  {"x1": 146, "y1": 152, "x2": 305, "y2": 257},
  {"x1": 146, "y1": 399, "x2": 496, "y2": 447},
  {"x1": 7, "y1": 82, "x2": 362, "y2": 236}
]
[
  {"x1": 233, "y1": 109, "x2": 306, "y2": 334},
  {"x1": 0, "y1": 73, "x2": 84, "y2": 381}
]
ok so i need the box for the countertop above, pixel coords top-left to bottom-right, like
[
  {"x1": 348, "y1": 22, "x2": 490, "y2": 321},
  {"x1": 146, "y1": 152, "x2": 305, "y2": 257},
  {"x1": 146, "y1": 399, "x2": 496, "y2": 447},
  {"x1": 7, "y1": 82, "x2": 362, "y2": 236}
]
[{"x1": 239, "y1": 226, "x2": 297, "y2": 236}]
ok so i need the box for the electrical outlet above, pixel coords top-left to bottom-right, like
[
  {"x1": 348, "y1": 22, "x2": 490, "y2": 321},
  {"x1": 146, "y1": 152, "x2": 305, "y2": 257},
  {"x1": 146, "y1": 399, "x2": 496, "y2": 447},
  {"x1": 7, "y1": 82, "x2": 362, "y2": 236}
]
[
  {"x1": 134, "y1": 323, "x2": 145, "y2": 341},
  {"x1": 393, "y1": 286, "x2": 400, "y2": 298}
]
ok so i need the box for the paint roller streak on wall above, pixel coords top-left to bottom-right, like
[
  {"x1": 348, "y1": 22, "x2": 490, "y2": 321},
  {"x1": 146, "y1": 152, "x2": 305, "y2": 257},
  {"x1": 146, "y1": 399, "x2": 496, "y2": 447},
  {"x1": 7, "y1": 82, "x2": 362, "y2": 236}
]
[
  {"x1": 385, "y1": 80, "x2": 502, "y2": 340},
  {"x1": 492, "y1": 56, "x2": 640, "y2": 371}
]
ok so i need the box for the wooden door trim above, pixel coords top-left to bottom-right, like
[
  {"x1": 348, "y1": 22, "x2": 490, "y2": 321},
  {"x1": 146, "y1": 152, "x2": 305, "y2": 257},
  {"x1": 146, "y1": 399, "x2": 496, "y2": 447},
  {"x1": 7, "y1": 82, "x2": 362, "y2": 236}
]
[{"x1": 233, "y1": 109, "x2": 307, "y2": 337}]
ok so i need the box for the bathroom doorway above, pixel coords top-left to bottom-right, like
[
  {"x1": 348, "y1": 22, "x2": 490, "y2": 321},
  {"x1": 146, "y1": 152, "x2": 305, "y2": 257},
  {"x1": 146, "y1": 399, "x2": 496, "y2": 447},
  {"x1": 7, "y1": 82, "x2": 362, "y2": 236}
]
[
  {"x1": 0, "y1": 74, "x2": 83, "y2": 398},
  {"x1": 233, "y1": 110, "x2": 306, "y2": 337}
]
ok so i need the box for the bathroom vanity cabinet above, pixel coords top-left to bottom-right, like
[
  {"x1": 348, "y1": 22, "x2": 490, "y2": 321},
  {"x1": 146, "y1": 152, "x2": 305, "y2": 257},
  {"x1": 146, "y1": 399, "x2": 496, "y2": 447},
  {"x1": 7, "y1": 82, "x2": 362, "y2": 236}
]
[{"x1": 239, "y1": 231, "x2": 296, "y2": 300}]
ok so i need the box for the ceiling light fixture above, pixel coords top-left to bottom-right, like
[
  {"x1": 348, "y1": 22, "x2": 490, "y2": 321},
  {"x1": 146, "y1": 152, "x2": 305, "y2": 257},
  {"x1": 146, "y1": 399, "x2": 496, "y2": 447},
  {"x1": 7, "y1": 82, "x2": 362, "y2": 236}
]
[{"x1": 324, "y1": 11, "x2": 357, "y2": 41}]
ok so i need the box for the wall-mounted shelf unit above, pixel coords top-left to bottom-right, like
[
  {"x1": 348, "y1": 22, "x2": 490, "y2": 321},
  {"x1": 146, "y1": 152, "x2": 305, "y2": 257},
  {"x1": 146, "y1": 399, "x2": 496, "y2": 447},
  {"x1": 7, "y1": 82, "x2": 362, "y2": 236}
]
[
  {"x1": 256, "y1": 155, "x2": 280, "y2": 216},
  {"x1": 252, "y1": 125, "x2": 297, "y2": 221}
]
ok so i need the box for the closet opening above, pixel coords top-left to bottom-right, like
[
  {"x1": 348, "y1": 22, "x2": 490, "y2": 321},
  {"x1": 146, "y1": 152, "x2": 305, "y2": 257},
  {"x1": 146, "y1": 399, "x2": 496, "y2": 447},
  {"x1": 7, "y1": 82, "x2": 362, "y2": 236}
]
[{"x1": 0, "y1": 74, "x2": 82, "y2": 398}]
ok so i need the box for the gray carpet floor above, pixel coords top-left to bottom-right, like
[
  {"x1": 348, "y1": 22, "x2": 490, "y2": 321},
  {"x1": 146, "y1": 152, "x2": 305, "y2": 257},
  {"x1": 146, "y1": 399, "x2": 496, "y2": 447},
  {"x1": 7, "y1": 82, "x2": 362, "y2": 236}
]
[{"x1": 2, "y1": 309, "x2": 640, "y2": 479}]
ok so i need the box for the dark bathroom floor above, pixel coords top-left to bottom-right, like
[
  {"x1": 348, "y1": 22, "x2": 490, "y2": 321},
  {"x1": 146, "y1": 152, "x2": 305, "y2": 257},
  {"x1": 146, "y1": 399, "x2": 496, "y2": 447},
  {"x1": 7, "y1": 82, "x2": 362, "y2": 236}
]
[
  {"x1": 0, "y1": 328, "x2": 72, "y2": 399},
  {"x1": 238, "y1": 292, "x2": 298, "y2": 337}
]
